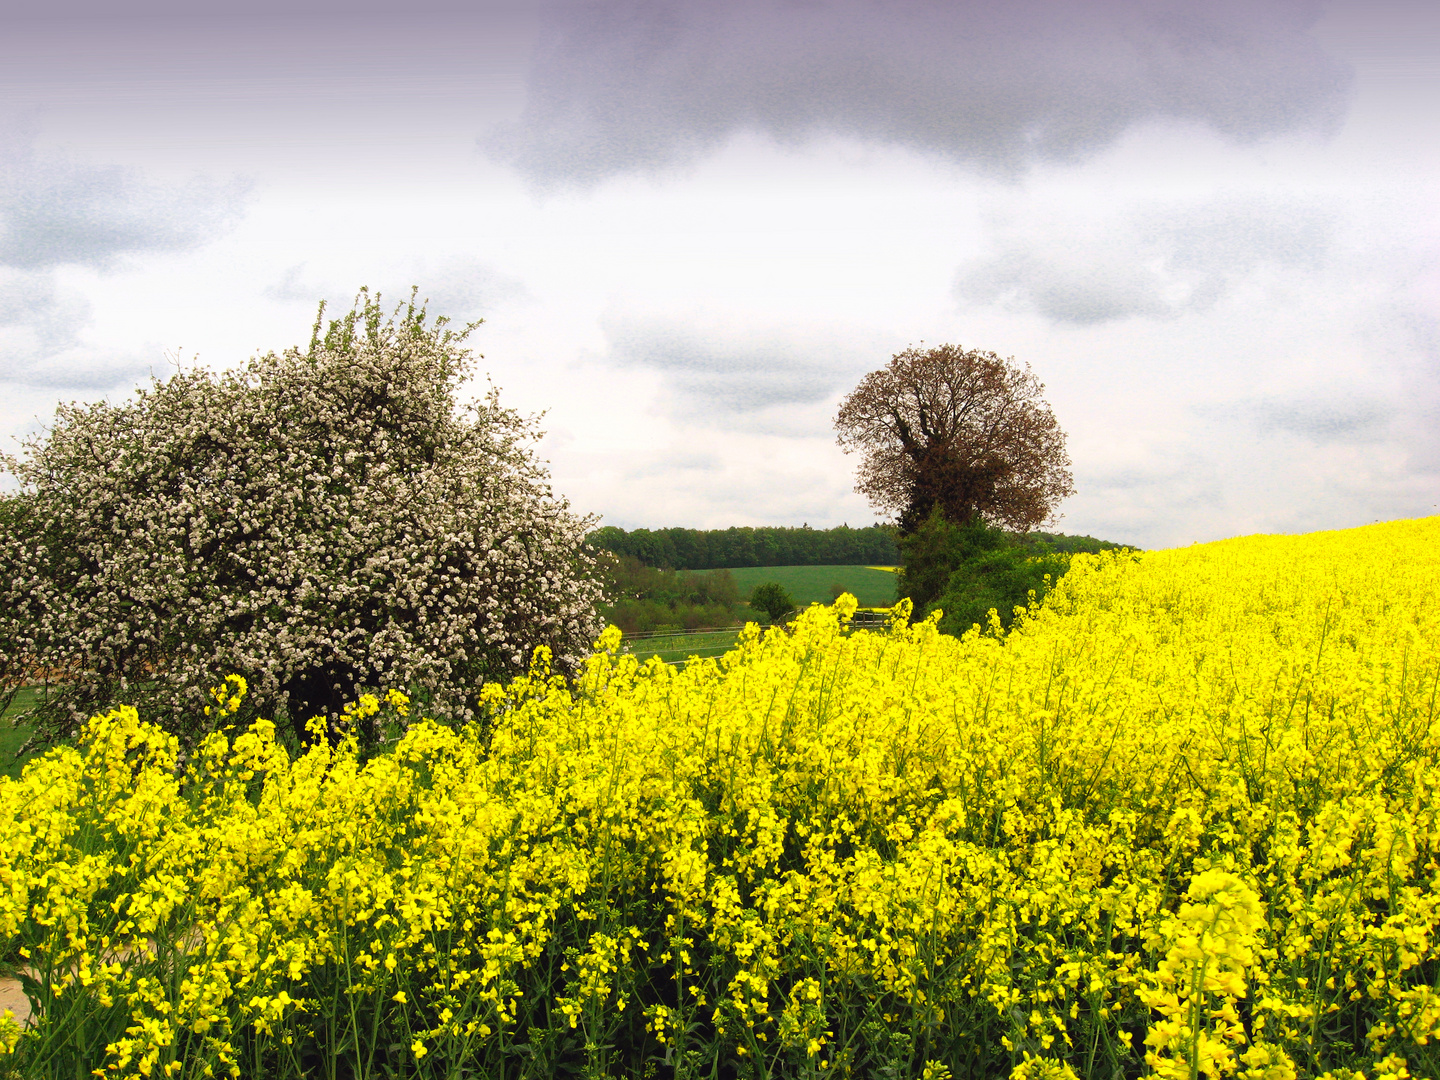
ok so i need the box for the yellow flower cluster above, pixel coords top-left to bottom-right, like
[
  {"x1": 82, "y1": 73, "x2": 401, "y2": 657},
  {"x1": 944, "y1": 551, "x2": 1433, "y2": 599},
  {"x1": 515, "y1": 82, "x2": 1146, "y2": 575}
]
[
  {"x1": 1, "y1": 516, "x2": 1437, "y2": 1079},
  {"x1": 204, "y1": 674, "x2": 248, "y2": 719}
]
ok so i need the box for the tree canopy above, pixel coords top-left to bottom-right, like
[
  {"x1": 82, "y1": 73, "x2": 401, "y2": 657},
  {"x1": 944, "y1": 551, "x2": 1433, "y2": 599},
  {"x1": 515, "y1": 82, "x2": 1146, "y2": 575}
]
[
  {"x1": 834, "y1": 344, "x2": 1074, "y2": 533},
  {"x1": 588, "y1": 523, "x2": 897, "y2": 570},
  {"x1": 0, "y1": 290, "x2": 603, "y2": 747}
]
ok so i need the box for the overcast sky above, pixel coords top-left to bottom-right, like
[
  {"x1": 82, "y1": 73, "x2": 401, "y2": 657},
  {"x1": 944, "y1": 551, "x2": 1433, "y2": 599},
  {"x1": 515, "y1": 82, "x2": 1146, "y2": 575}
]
[{"x1": 0, "y1": 0, "x2": 1435, "y2": 548}]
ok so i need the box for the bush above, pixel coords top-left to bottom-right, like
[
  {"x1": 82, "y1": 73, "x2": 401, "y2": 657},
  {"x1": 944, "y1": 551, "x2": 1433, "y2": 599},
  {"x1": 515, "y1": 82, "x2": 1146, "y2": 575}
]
[
  {"x1": 898, "y1": 510, "x2": 1123, "y2": 635},
  {"x1": 931, "y1": 545, "x2": 1068, "y2": 637},
  {"x1": 749, "y1": 581, "x2": 797, "y2": 623},
  {"x1": 597, "y1": 555, "x2": 742, "y2": 633},
  {"x1": 0, "y1": 290, "x2": 604, "y2": 747},
  {"x1": 895, "y1": 509, "x2": 1010, "y2": 614}
]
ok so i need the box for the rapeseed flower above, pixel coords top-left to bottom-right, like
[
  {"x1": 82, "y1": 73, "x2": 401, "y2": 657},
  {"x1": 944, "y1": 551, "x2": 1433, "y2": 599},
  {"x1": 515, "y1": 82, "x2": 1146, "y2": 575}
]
[{"x1": 0, "y1": 517, "x2": 1436, "y2": 1078}]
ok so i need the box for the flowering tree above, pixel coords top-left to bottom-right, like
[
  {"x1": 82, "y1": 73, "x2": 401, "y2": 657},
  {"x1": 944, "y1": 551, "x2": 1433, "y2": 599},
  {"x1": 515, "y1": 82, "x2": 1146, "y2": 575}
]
[{"x1": 0, "y1": 290, "x2": 604, "y2": 746}]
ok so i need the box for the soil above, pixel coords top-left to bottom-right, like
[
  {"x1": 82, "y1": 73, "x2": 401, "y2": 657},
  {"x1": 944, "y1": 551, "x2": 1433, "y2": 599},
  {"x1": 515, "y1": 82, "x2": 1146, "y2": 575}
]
[{"x1": 0, "y1": 973, "x2": 28, "y2": 1027}]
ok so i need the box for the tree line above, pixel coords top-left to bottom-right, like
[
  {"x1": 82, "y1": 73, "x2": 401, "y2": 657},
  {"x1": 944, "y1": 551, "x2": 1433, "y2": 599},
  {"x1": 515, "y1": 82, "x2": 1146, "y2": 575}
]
[{"x1": 588, "y1": 524, "x2": 899, "y2": 570}]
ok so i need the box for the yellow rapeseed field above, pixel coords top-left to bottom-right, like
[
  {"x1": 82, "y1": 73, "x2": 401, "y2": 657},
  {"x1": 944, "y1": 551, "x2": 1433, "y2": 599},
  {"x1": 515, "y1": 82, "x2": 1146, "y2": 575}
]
[{"x1": 1, "y1": 517, "x2": 1437, "y2": 1079}]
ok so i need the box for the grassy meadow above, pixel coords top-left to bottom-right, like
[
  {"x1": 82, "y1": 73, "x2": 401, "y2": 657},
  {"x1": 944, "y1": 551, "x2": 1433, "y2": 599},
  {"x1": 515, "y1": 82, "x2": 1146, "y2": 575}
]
[
  {"x1": 727, "y1": 564, "x2": 899, "y2": 611},
  {"x1": 0, "y1": 687, "x2": 44, "y2": 782},
  {"x1": 2, "y1": 518, "x2": 1439, "y2": 1079},
  {"x1": 619, "y1": 562, "x2": 899, "y2": 665},
  {"x1": 622, "y1": 626, "x2": 747, "y2": 666}
]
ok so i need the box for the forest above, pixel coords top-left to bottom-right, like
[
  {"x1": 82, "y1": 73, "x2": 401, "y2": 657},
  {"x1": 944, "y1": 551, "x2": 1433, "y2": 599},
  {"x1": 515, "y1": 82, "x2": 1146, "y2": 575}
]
[{"x1": 587, "y1": 523, "x2": 899, "y2": 569}]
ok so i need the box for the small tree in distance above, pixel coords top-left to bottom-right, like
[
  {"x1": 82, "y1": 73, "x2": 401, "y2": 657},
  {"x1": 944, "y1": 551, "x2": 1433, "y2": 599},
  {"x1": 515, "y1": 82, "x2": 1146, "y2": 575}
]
[
  {"x1": 0, "y1": 289, "x2": 604, "y2": 748},
  {"x1": 834, "y1": 344, "x2": 1074, "y2": 533},
  {"x1": 749, "y1": 582, "x2": 796, "y2": 624}
]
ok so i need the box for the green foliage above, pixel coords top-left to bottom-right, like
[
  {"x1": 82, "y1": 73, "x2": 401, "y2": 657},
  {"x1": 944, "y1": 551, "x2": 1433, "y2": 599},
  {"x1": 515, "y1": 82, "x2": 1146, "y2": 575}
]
[
  {"x1": 598, "y1": 555, "x2": 741, "y2": 633},
  {"x1": 749, "y1": 581, "x2": 797, "y2": 623},
  {"x1": 896, "y1": 510, "x2": 1009, "y2": 614},
  {"x1": 898, "y1": 510, "x2": 1127, "y2": 635},
  {"x1": 0, "y1": 492, "x2": 62, "y2": 720},
  {"x1": 931, "y1": 546, "x2": 1069, "y2": 636},
  {"x1": 0, "y1": 686, "x2": 43, "y2": 782},
  {"x1": 589, "y1": 522, "x2": 898, "y2": 569}
]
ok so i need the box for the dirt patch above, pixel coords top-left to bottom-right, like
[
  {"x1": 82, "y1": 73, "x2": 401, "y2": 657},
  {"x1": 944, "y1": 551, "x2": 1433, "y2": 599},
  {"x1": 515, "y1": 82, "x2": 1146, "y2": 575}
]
[{"x1": 0, "y1": 974, "x2": 29, "y2": 1027}]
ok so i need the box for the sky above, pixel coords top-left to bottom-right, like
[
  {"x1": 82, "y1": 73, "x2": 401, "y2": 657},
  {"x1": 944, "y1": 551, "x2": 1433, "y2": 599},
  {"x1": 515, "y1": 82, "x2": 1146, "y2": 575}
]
[{"x1": 0, "y1": 0, "x2": 1436, "y2": 549}]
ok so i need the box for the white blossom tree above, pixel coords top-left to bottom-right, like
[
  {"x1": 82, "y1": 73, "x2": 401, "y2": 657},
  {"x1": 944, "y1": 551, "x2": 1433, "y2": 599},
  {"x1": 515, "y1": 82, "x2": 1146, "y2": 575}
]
[{"x1": 0, "y1": 290, "x2": 605, "y2": 747}]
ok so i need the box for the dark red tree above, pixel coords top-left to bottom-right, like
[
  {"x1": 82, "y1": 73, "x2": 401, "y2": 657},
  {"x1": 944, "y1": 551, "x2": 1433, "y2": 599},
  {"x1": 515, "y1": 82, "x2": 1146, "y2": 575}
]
[{"x1": 835, "y1": 344, "x2": 1074, "y2": 533}]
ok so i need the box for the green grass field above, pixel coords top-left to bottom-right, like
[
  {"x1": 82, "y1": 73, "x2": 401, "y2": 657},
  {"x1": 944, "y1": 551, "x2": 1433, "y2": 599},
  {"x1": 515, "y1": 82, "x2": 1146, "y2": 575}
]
[
  {"x1": 621, "y1": 566, "x2": 899, "y2": 665},
  {"x1": 1, "y1": 685, "x2": 45, "y2": 781},
  {"x1": 725, "y1": 564, "x2": 898, "y2": 611},
  {"x1": 621, "y1": 627, "x2": 746, "y2": 666}
]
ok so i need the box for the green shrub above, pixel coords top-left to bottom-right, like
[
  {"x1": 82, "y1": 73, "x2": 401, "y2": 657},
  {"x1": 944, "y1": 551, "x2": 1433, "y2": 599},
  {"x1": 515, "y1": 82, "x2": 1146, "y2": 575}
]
[
  {"x1": 897, "y1": 510, "x2": 1132, "y2": 635},
  {"x1": 749, "y1": 581, "x2": 797, "y2": 623},
  {"x1": 895, "y1": 510, "x2": 1009, "y2": 614},
  {"x1": 931, "y1": 545, "x2": 1069, "y2": 636},
  {"x1": 597, "y1": 555, "x2": 741, "y2": 632}
]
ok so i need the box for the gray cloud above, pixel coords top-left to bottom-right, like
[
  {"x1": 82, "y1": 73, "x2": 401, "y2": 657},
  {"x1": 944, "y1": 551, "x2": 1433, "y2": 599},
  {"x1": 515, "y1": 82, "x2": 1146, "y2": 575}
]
[
  {"x1": 494, "y1": 0, "x2": 1350, "y2": 185},
  {"x1": 602, "y1": 316, "x2": 885, "y2": 427},
  {"x1": 2, "y1": 0, "x2": 505, "y2": 14},
  {"x1": 0, "y1": 350, "x2": 154, "y2": 392},
  {"x1": 956, "y1": 194, "x2": 1335, "y2": 324},
  {"x1": 1350, "y1": 304, "x2": 1440, "y2": 477},
  {"x1": 414, "y1": 262, "x2": 531, "y2": 322},
  {"x1": 0, "y1": 269, "x2": 89, "y2": 352},
  {"x1": 261, "y1": 264, "x2": 326, "y2": 306},
  {"x1": 1252, "y1": 395, "x2": 1393, "y2": 442},
  {"x1": 625, "y1": 451, "x2": 721, "y2": 481},
  {"x1": 0, "y1": 279, "x2": 152, "y2": 390},
  {"x1": 1090, "y1": 461, "x2": 1227, "y2": 514},
  {"x1": 0, "y1": 135, "x2": 245, "y2": 390},
  {"x1": 0, "y1": 143, "x2": 247, "y2": 272},
  {"x1": 0, "y1": 269, "x2": 151, "y2": 389},
  {"x1": 1188, "y1": 391, "x2": 1396, "y2": 447}
]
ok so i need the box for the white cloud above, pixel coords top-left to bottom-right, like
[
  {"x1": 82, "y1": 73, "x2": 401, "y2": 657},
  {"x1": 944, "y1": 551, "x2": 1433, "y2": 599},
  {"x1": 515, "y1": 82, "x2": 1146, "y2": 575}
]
[
  {"x1": 599, "y1": 314, "x2": 887, "y2": 427},
  {"x1": 261, "y1": 258, "x2": 529, "y2": 326},
  {"x1": 0, "y1": 135, "x2": 246, "y2": 271},
  {"x1": 955, "y1": 193, "x2": 1336, "y2": 324}
]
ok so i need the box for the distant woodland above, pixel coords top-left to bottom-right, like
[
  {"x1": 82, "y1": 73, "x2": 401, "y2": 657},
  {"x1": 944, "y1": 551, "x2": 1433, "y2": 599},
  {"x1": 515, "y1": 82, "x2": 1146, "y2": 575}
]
[{"x1": 587, "y1": 524, "x2": 899, "y2": 569}]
